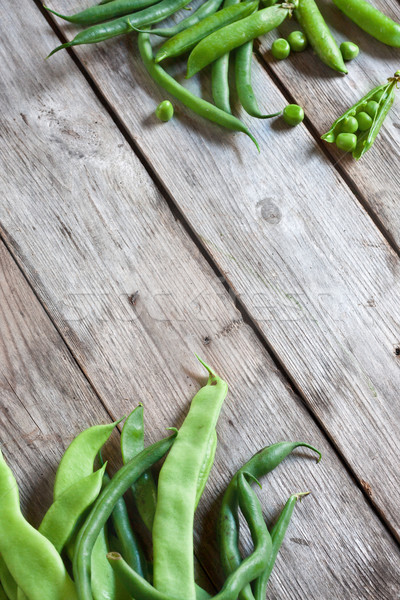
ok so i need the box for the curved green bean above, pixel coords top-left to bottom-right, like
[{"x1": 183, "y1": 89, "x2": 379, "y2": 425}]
[
  {"x1": 294, "y1": 0, "x2": 347, "y2": 73},
  {"x1": 235, "y1": 41, "x2": 281, "y2": 118},
  {"x1": 73, "y1": 432, "x2": 176, "y2": 600},
  {"x1": 46, "y1": 0, "x2": 163, "y2": 26},
  {"x1": 332, "y1": 0, "x2": 400, "y2": 47},
  {"x1": 186, "y1": 3, "x2": 294, "y2": 78},
  {"x1": 155, "y1": 1, "x2": 258, "y2": 62},
  {"x1": 138, "y1": 32, "x2": 259, "y2": 149}
]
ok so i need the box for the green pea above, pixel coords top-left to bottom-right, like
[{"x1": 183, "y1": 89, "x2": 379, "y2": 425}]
[
  {"x1": 341, "y1": 116, "x2": 358, "y2": 133},
  {"x1": 271, "y1": 38, "x2": 290, "y2": 60},
  {"x1": 335, "y1": 133, "x2": 357, "y2": 152},
  {"x1": 287, "y1": 31, "x2": 308, "y2": 52},
  {"x1": 373, "y1": 89, "x2": 388, "y2": 103},
  {"x1": 155, "y1": 100, "x2": 174, "y2": 122},
  {"x1": 356, "y1": 111, "x2": 372, "y2": 131},
  {"x1": 282, "y1": 104, "x2": 304, "y2": 126},
  {"x1": 340, "y1": 41, "x2": 359, "y2": 61},
  {"x1": 365, "y1": 100, "x2": 379, "y2": 118}
]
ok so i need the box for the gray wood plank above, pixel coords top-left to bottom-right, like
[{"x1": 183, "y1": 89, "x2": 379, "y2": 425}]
[
  {"x1": 257, "y1": 0, "x2": 400, "y2": 247},
  {"x1": 1, "y1": 2, "x2": 400, "y2": 598},
  {"x1": 36, "y1": 0, "x2": 400, "y2": 536}
]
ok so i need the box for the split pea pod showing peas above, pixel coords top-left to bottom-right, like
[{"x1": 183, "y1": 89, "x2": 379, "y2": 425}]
[
  {"x1": 294, "y1": 0, "x2": 347, "y2": 73},
  {"x1": 0, "y1": 450, "x2": 77, "y2": 600},
  {"x1": 45, "y1": 0, "x2": 163, "y2": 26},
  {"x1": 332, "y1": 0, "x2": 400, "y2": 47},
  {"x1": 155, "y1": 1, "x2": 259, "y2": 63},
  {"x1": 138, "y1": 32, "x2": 259, "y2": 149},
  {"x1": 187, "y1": 3, "x2": 296, "y2": 78}
]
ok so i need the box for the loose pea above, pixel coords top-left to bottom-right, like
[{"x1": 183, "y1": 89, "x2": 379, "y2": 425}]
[
  {"x1": 340, "y1": 41, "x2": 359, "y2": 61},
  {"x1": 365, "y1": 100, "x2": 379, "y2": 118},
  {"x1": 336, "y1": 132, "x2": 357, "y2": 152},
  {"x1": 271, "y1": 38, "x2": 290, "y2": 60},
  {"x1": 283, "y1": 104, "x2": 304, "y2": 126},
  {"x1": 341, "y1": 116, "x2": 358, "y2": 133},
  {"x1": 287, "y1": 31, "x2": 308, "y2": 52},
  {"x1": 356, "y1": 111, "x2": 372, "y2": 130},
  {"x1": 156, "y1": 100, "x2": 174, "y2": 121}
]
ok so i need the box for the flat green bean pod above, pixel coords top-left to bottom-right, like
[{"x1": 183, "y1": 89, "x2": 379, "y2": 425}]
[
  {"x1": 91, "y1": 526, "x2": 131, "y2": 600},
  {"x1": 186, "y1": 3, "x2": 296, "y2": 78},
  {"x1": 138, "y1": 32, "x2": 259, "y2": 149},
  {"x1": 155, "y1": 1, "x2": 258, "y2": 62},
  {"x1": 0, "y1": 557, "x2": 17, "y2": 600},
  {"x1": 332, "y1": 0, "x2": 400, "y2": 47},
  {"x1": 45, "y1": 0, "x2": 163, "y2": 26},
  {"x1": 294, "y1": 0, "x2": 347, "y2": 73},
  {"x1": 0, "y1": 450, "x2": 77, "y2": 600}
]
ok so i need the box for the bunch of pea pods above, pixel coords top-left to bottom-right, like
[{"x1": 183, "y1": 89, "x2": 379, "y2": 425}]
[
  {"x1": 0, "y1": 360, "x2": 321, "y2": 600},
  {"x1": 45, "y1": 0, "x2": 399, "y2": 153}
]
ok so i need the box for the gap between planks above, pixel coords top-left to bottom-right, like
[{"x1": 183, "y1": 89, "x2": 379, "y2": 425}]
[{"x1": 9, "y1": 0, "x2": 397, "y2": 547}]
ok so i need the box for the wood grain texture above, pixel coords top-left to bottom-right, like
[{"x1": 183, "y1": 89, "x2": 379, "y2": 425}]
[
  {"x1": 37, "y1": 0, "x2": 400, "y2": 534},
  {"x1": 257, "y1": 0, "x2": 400, "y2": 247},
  {"x1": 1, "y1": 1, "x2": 400, "y2": 598}
]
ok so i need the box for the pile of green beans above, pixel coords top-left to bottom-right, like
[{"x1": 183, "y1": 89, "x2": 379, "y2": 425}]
[{"x1": 0, "y1": 359, "x2": 322, "y2": 600}]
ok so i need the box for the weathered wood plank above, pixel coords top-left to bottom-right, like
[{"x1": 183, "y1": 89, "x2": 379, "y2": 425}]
[
  {"x1": 36, "y1": 0, "x2": 400, "y2": 535},
  {"x1": 257, "y1": 0, "x2": 400, "y2": 247},
  {"x1": 1, "y1": 2, "x2": 400, "y2": 598}
]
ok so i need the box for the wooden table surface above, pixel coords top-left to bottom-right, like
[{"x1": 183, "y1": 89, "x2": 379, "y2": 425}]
[{"x1": 1, "y1": 0, "x2": 399, "y2": 597}]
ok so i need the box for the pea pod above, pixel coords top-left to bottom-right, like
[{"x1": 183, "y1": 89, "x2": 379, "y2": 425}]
[
  {"x1": 186, "y1": 3, "x2": 296, "y2": 78},
  {"x1": 294, "y1": 0, "x2": 347, "y2": 73},
  {"x1": 332, "y1": 0, "x2": 400, "y2": 47},
  {"x1": 155, "y1": 1, "x2": 259, "y2": 62},
  {"x1": 253, "y1": 492, "x2": 310, "y2": 599},
  {"x1": 152, "y1": 359, "x2": 228, "y2": 600},
  {"x1": 0, "y1": 450, "x2": 77, "y2": 600},
  {"x1": 211, "y1": 0, "x2": 240, "y2": 114},
  {"x1": 138, "y1": 31, "x2": 259, "y2": 149},
  {"x1": 146, "y1": 0, "x2": 224, "y2": 38},
  {"x1": 45, "y1": 0, "x2": 163, "y2": 26}
]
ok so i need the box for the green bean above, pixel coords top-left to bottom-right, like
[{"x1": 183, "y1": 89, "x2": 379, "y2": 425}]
[
  {"x1": 218, "y1": 441, "x2": 320, "y2": 585},
  {"x1": 47, "y1": 0, "x2": 193, "y2": 57},
  {"x1": 54, "y1": 419, "x2": 122, "y2": 498},
  {"x1": 294, "y1": 0, "x2": 347, "y2": 73},
  {"x1": 73, "y1": 432, "x2": 176, "y2": 600},
  {"x1": 211, "y1": 0, "x2": 239, "y2": 114},
  {"x1": 0, "y1": 558, "x2": 17, "y2": 600},
  {"x1": 0, "y1": 585, "x2": 7, "y2": 600},
  {"x1": 155, "y1": 1, "x2": 258, "y2": 62},
  {"x1": 195, "y1": 585, "x2": 212, "y2": 600},
  {"x1": 146, "y1": 0, "x2": 224, "y2": 38},
  {"x1": 0, "y1": 450, "x2": 77, "y2": 600},
  {"x1": 121, "y1": 405, "x2": 157, "y2": 531},
  {"x1": 235, "y1": 41, "x2": 282, "y2": 118},
  {"x1": 186, "y1": 3, "x2": 295, "y2": 78},
  {"x1": 103, "y1": 472, "x2": 148, "y2": 580},
  {"x1": 253, "y1": 492, "x2": 310, "y2": 599},
  {"x1": 45, "y1": 0, "x2": 163, "y2": 26},
  {"x1": 107, "y1": 473, "x2": 271, "y2": 600},
  {"x1": 91, "y1": 526, "x2": 130, "y2": 600},
  {"x1": 152, "y1": 359, "x2": 228, "y2": 600},
  {"x1": 39, "y1": 464, "x2": 107, "y2": 552},
  {"x1": 138, "y1": 31, "x2": 259, "y2": 149},
  {"x1": 332, "y1": 0, "x2": 400, "y2": 47}
]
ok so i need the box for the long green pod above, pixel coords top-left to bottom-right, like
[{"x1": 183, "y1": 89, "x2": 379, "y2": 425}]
[
  {"x1": 332, "y1": 0, "x2": 400, "y2": 47},
  {"x1": 39, "y1": 464, "x2": 107, "y2": 552},
  {"x1": 195, "y1": 430, "x2": 217, "y2": 509},
  {"x1": 0, "y1": 558, "x2": 17, "y2": 600},
  {"x1": 46, "y1": 0, "x2": 163, "y2": 26},
  {"x1": 91, "y1": 527, "x2": 131, "y2": 600},
  {"x1": 73, "y1": 432, "x2": 177, "y2": 600},
  {"x1": 353, "y1": 82, "x2": 396, "y2": 159},
  {"x1": 48, "y1": 0, "x2": 193, "y2": 57},
  {"x1": 121, "y1": 405, "x2": 157, "y2": 531},
  {"x1": 146, "y1": 0, "x2": 224, "y2": 38},
  {"x1": 155, "y1": 1, "x2": 258, "y2": 62},
  {"x1": 253, "y1": 492, "x2": 310, "y2": 599},
  {"x1": 54, "y1": 419, "x2": 122, "y2": 498},
  {"x1": 186, "y1": 3, "x2": 294, "y2": 78},
  {"x1": 294, "y1": 0, "x2": 347, "y2": 73},
  {"x1": 107, "y1": 473, "x2": 271, "y2": 600},
  {"x1": 218, "y1": 441, "x2": 321, "y2": 583},
  {"x1": 152, "y1": 359, "x2": 228, "y2": 600},
  {"x1": 0, "y1": 450, "x2": 77, "y2": 600},
  {"x1": 138, "y1": 32, "x2": 259, "y2": 149},
  {"x1": 235, "y1": 41, "x2": 282, "y2": 118}
]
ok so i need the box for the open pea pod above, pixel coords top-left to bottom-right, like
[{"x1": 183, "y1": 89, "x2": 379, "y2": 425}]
[{"x1": 322, "y1": 71, "x2": 400, "y2": 159}]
